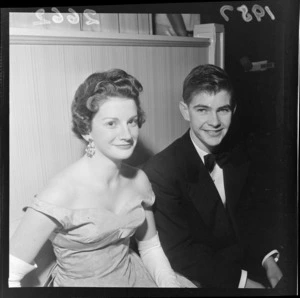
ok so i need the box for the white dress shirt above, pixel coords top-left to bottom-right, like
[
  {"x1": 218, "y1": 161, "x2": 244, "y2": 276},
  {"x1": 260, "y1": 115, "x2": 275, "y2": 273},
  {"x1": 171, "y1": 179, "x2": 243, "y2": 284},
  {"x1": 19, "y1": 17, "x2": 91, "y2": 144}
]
[{"x1": 190, "y1": 136, "x2": 226, "y2": 206}]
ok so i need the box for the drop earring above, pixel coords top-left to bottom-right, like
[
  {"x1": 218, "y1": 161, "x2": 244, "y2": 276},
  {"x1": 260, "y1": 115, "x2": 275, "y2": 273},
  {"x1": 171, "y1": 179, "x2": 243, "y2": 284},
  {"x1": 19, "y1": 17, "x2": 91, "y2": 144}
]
[{"x1": 85, "y1": 138, "x2": 95, "y2": 158}]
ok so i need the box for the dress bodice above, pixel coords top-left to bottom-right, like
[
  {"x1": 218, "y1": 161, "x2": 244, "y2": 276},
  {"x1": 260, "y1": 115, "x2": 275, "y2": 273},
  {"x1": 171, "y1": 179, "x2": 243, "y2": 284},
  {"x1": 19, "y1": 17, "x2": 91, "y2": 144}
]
[{"x1": 27, "y1": 192, "x2": 157, "y2": 287}]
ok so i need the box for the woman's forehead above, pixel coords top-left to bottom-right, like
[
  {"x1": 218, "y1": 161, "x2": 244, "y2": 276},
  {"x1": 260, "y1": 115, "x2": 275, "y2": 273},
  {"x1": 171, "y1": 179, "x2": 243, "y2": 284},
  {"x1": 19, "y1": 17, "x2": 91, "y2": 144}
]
[{"x1": 94, "y1": 97, "x2": 137, "y2": 118}]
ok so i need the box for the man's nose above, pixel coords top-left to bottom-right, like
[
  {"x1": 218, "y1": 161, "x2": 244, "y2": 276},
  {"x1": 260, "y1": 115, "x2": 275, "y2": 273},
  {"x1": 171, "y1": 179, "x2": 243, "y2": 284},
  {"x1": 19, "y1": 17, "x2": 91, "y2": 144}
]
[{"x1": 207, "y1": 111, "x2": 221, "y2": 126}]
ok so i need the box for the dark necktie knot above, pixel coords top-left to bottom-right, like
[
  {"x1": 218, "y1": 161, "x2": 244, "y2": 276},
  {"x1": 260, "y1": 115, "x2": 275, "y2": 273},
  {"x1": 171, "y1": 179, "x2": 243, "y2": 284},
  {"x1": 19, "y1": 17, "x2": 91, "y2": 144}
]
[
  {"x1": 204, "y1": 154, "x2": 216, "y2": 173},
  {"x1": 204, "y1": 152, "x2": 229, "y2": 172}
]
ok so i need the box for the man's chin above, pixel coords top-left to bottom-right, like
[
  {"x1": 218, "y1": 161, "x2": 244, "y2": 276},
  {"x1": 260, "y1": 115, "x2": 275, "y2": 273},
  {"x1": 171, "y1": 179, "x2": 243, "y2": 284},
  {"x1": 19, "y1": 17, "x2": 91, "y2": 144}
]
[{"x1": 204, "y1": 138, "x2": 224, "y2": 148}]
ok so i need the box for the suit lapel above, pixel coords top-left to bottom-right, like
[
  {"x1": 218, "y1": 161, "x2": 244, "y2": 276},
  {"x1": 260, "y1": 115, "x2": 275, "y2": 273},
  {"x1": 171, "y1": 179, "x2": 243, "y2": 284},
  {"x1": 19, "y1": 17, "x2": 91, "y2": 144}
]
[
  {"x1": 176, "y1": 131, "x2": 249, "y2": 238},
  {"x1": 176, "y1": 131, "x2": 227, "y2": 229}
]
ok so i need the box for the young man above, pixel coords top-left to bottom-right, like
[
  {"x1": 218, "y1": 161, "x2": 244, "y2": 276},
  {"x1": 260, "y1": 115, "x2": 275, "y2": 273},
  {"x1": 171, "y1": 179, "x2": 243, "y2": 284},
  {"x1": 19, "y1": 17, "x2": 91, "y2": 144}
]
[{"x1": 143, "y1": 64, "x2": 283, "y2": 288}]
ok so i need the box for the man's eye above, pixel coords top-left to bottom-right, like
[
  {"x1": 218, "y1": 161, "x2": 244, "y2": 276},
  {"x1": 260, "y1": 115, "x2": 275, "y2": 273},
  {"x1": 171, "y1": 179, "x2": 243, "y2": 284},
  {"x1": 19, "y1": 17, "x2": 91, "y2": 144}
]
[
  {"x1": 219, "y1": 108, "x2": 231, "y2": 114},
  {"x1": 196, "y1": 109, "x2": 207, "y2": 113}
]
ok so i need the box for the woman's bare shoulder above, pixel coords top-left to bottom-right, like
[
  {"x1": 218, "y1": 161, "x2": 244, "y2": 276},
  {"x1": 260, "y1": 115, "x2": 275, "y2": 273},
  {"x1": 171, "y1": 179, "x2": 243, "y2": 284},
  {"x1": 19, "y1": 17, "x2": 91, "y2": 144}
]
[{"x1": 36, "y1": 164, "x2": 79, "y2": 208}]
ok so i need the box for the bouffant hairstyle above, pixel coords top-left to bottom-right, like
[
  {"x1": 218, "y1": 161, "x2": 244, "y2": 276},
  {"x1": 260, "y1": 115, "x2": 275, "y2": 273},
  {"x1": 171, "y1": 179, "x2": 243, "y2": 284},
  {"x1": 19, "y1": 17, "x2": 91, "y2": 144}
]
[
  {"x1": 182, "y1": 64, "x2": 235, "y2": 108},
  {"x1": 71, "y1": 69, "x2": 145, "y2": 140}
]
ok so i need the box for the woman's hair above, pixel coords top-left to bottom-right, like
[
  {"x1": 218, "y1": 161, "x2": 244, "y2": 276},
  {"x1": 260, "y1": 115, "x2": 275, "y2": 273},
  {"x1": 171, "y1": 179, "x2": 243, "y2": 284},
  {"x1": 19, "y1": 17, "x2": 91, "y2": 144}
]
[
  {"x1": 182, "y1": 64, "x2": 235, "y2": 108},
  {"x1": 71, "y1": 69, "x2": 145, "y2": 140}
]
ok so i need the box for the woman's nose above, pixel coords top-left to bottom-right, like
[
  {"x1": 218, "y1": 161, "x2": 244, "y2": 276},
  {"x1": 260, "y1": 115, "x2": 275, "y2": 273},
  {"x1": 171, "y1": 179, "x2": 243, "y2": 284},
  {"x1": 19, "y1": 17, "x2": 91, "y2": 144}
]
[{"x1": 119, "y1": 124, "x2": 132, "y2": 140}]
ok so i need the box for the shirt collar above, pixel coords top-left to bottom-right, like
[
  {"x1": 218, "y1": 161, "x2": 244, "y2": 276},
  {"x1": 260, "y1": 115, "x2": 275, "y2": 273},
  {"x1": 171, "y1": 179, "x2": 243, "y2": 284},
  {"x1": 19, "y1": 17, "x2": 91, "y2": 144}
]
[{"x1": 189, "y1": 130, "x2": 209, "y2": 163}]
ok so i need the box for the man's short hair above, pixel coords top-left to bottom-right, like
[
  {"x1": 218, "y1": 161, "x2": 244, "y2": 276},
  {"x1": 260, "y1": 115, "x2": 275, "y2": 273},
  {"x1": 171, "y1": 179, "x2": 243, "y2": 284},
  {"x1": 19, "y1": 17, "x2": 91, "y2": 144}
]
[{"x1": 182, "y1": 64, "x2": 235, "y2": 107}]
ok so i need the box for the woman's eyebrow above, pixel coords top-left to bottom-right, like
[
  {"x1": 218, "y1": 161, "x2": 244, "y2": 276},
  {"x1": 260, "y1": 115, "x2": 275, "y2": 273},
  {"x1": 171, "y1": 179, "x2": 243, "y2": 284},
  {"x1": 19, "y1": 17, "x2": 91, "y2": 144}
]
[
  {"x1": 102, "y1": 114, "x2": 138, "y2": 121},
  {"x1": 102, "y1": 117, "x2": 118, "y2": 120},
  {"x1": 128, "y1": 115, "x2": 138, "y2": 119}
]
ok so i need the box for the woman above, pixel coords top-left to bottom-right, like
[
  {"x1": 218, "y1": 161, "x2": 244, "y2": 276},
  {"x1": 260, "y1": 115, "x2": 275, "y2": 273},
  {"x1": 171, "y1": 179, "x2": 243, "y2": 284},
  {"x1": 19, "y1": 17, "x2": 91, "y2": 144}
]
[{"x1": 9, "y1": 69, "x2": 196, "y2": 287}]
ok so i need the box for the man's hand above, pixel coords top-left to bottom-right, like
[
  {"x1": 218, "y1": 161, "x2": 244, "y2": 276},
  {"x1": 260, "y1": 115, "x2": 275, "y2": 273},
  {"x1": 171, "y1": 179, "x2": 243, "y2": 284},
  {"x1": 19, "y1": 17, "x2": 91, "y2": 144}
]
[
  {"x1": 245, "y1": 278, "x2": 266, "y2": 288},
  {"x1": 263, "y1": 256, "x2": 283, "y2": 288}
]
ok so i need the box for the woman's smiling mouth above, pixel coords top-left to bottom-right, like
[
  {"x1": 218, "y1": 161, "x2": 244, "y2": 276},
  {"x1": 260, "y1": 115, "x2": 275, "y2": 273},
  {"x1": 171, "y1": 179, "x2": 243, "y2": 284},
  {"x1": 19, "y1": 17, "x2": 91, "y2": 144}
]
[{"x1": 114, "y1": 143, "x2": 134, "y2": 149}]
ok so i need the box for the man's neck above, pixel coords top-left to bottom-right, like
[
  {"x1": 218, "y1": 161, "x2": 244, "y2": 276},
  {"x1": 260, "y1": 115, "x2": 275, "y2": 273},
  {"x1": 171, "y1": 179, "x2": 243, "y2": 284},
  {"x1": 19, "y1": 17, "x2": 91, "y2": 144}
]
[{"x1": 189, "y1": 130, "x2": 210, "y2": 162}]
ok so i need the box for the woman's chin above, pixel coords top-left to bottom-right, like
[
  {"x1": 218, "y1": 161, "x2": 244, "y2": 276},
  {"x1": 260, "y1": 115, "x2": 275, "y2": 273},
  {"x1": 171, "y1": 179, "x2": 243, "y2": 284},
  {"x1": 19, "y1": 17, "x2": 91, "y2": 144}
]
[{"x1": 112, "y1": 149, "x2": 135, "y2": 161}]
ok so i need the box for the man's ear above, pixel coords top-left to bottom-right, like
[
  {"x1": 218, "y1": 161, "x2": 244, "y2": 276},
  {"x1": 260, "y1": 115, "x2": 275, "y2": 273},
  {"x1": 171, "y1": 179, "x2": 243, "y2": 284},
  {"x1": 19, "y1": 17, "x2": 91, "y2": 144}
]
[
  {"x1": 179, "y1": 101, "x2": 190, "y2": 121},
  {"x1": 232, "y1": 104, "x2": 237, "y2": 114}
]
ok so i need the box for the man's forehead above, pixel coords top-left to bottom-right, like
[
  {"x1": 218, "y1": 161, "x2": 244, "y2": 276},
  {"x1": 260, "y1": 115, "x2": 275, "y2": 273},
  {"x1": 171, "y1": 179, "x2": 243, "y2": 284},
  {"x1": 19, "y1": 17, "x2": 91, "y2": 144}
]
[{"x1": 189, "y1": 90, "x2": 232, "y2": 106}]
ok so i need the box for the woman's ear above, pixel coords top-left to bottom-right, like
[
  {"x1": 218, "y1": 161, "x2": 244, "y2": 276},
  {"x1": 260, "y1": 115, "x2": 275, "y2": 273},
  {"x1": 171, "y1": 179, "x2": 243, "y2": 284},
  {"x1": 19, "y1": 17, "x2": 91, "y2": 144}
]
[
  {"x1": 179, "y1": 101, "x2": 190, "y2": 122},
  {"x1": 81, "y1": 134, "x2": 92, "y2": 142}
]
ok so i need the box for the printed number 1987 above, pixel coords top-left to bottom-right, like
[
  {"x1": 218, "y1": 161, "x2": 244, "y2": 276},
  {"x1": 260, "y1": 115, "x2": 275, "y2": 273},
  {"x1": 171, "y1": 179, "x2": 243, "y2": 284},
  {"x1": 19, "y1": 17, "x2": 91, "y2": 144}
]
[{"x1": 220, "y1": 4, "x2": 275, "y2": 22}]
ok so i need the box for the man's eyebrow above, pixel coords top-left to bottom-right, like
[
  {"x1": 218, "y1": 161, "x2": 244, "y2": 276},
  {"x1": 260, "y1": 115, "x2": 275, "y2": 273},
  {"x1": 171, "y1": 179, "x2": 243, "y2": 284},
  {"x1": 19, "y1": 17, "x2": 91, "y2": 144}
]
[
  {"x1": 217, "y1": 104, "x2": 232, "y2": 109},
  {"x1": 192, "y1": 104, "x2": 210, "y2": 109},
  {"x1": 192, "y1": 104, "x2": 232, "y2": 109}
]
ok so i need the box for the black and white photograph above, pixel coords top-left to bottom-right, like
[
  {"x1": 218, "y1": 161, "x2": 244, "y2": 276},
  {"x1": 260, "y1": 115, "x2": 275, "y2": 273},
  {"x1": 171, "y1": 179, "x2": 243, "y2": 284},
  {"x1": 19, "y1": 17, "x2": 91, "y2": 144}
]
[{"x1": 0, "y1": 1, "x2": 299, "y2": 297}]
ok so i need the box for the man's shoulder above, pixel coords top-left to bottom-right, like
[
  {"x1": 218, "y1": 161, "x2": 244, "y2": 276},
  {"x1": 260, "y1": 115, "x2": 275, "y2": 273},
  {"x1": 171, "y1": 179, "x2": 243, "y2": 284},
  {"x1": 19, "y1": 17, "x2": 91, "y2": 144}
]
[
  {"x1": 228, "y1": 141, "x2": 251, "y2": 166},
  {"x1": 142, "y1": 134, "x2": 186, "y2": 176}
]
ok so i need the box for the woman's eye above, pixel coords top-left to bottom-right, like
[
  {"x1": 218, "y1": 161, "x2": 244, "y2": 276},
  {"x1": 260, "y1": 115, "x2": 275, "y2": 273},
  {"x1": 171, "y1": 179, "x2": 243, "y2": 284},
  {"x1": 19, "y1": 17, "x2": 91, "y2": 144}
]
[
  {"x1": 105, "y1": 121, "x2": 116, "y2": 127},
  {"x1": 128, "y1": 118, "x2": 138, "y2": 126}
]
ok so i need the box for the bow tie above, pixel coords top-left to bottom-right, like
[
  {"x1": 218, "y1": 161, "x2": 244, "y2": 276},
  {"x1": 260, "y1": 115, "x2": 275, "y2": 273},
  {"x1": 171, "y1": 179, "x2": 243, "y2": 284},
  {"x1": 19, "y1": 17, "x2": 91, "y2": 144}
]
[{"x1": 204, "y1": 152, "x2": 229, "y2": 173}]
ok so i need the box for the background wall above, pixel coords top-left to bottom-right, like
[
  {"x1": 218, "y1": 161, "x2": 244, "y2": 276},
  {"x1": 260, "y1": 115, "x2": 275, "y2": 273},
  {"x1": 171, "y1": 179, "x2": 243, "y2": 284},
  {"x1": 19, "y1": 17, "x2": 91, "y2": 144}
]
[
  {"x1": 9, "y1": 12, "x2": 153, "y2": 34},
  {"x1": 9, "y1": 30, "x2": 211, "y2": 233}
]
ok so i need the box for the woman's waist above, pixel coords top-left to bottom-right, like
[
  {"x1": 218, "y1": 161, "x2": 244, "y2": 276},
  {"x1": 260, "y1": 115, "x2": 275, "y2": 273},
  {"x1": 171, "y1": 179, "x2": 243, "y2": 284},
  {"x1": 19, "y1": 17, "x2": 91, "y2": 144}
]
[{"x1": 53, "y1": 243, "x2": 131, "y2": 278}]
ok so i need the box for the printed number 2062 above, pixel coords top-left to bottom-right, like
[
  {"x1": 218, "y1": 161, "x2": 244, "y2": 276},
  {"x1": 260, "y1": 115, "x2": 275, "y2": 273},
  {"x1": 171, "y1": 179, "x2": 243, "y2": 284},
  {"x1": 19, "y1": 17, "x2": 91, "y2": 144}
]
[{"x1": 33, "y1": 8, "x2": 99, "y2": 26}]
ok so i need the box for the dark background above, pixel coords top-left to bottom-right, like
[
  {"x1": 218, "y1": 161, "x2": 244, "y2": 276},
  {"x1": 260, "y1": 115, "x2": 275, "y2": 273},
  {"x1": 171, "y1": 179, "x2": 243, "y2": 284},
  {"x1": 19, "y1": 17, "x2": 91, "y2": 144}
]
[
  {"x1": 151, "y1": 0, "x2": 298, "y2": 294},
  {"x1": 189, "y1": 0, "x2": 298, "y2": 294}
]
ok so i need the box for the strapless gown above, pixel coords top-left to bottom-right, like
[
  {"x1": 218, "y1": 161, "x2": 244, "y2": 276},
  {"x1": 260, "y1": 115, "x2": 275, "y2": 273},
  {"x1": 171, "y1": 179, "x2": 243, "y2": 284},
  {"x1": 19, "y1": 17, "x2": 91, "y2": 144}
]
[{"x1": 27, "y1": 193, "x2": 196, "y2": 287}]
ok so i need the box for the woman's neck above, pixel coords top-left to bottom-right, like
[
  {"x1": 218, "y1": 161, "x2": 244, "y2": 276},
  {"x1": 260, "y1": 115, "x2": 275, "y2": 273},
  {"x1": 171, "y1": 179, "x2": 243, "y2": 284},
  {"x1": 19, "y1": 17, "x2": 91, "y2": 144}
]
[{"x1": 82, "y1": 153, "x2": 122, "y2": 189}]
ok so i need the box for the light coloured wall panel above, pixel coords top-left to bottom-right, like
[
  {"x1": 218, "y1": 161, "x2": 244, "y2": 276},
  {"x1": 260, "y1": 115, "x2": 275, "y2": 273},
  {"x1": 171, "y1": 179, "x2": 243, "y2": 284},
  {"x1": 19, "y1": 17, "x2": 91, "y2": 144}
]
[
  {"x1": 10, "y1": 45, "x2": 85, "y2": 223},
  {"x1": 99, "y1": 14, "x2": 120, "y2": 33},
  {"x1": 137, "y1": 14, "x2": 152, "y2": 35},
  {"x1": 10, "y1": 12, "x2": 82, "y2": 31},
  {"x1": 119, "y1": 14, "x2": 139, "y2": 34},
  {"x1": 9, "y1": 34, "x2": 212, "y2": 229}
]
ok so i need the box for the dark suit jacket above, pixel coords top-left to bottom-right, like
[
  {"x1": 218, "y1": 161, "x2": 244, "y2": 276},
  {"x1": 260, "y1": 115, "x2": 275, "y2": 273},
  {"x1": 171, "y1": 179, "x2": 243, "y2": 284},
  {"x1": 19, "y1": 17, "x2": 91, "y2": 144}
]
[{"x1": 143, "y1": 130, "x2": 272, "y2": 288}]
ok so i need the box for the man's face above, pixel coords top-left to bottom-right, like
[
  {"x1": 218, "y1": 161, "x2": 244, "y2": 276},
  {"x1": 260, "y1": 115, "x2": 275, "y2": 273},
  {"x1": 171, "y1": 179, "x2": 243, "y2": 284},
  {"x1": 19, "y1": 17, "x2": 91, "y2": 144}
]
[{"x1": 180, "y1": 90, "x2": 233, "y2": 153}]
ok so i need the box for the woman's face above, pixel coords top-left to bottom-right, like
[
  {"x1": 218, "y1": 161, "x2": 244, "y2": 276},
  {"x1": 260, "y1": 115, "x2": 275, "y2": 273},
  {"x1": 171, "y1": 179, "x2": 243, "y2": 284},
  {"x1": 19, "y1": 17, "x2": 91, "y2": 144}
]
[{"x1": 87, "y1": 97, "x2": 139, "y2": 161}]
